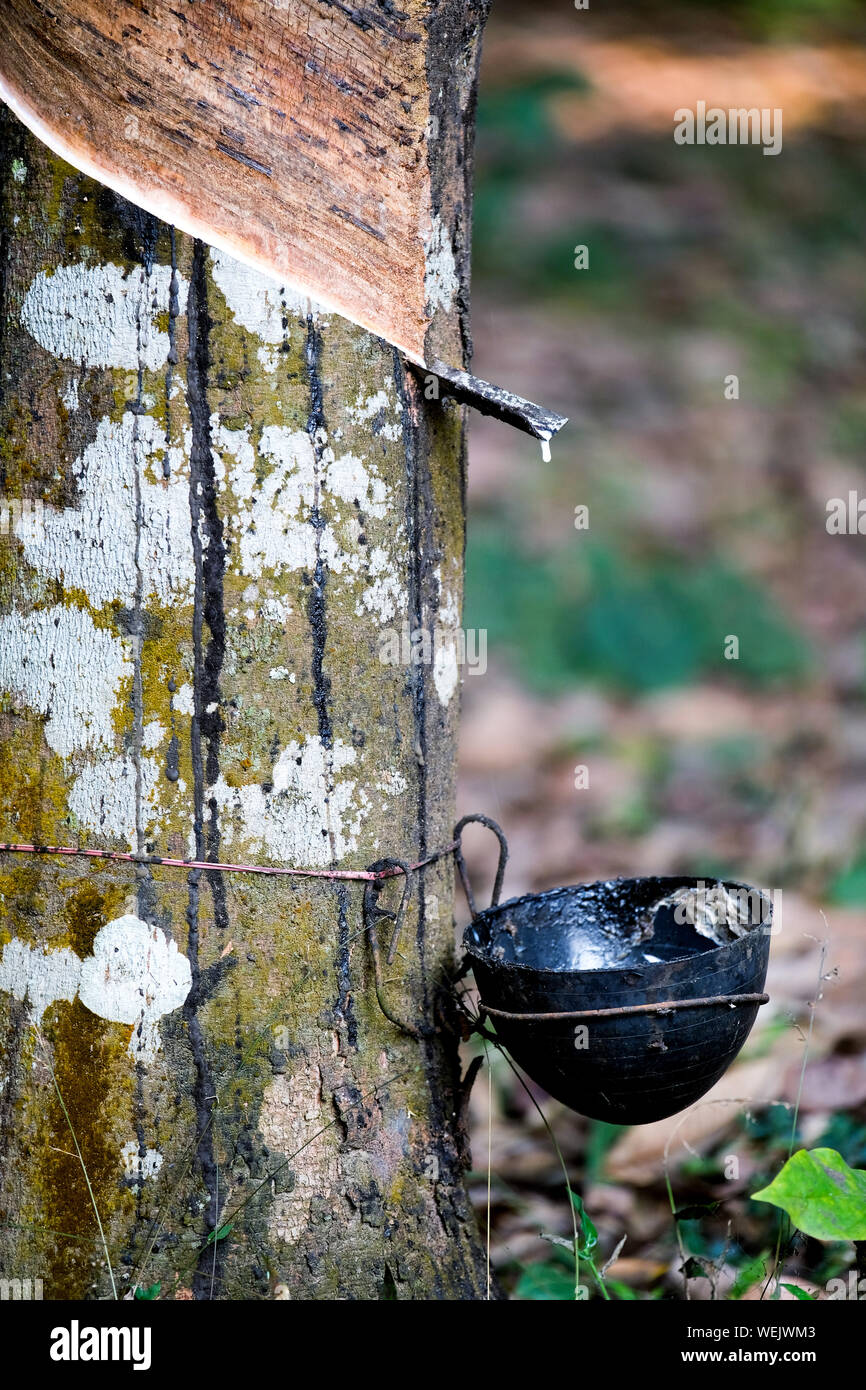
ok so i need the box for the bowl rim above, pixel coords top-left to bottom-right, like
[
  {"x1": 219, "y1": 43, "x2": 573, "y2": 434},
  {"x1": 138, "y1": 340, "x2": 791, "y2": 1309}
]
[{"x1": 462, "y1": 874, "x2": 773, "y2": 979}]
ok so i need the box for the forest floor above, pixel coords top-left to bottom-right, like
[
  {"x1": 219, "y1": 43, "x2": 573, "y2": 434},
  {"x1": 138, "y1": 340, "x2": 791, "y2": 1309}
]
[{"x1": 459, "y1": 3, "x2": 866, "y2": 1300}]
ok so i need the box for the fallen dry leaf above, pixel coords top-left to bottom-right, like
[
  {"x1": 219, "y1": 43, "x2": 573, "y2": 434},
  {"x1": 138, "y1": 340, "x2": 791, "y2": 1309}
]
[{"x1": 605, "y1": 1056, "x2": 797, "y2": 1186}]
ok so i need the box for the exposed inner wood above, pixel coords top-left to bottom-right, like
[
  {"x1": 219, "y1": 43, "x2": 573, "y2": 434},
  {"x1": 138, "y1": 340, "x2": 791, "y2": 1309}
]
[{"x1": 0, "y1": 0, "x2": 436, "y2": 360}]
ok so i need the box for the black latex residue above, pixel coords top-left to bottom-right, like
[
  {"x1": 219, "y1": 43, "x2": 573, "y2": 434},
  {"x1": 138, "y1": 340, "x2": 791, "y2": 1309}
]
[{"x1": 468, "y1": 877, "x2": 763, "y2": 974}]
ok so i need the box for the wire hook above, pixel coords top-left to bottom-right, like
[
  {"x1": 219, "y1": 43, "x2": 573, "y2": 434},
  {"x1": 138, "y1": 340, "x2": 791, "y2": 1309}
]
[
  {"x1": 453, "y1": 814, "x2": 509, "y2": 919},
  {"x1": 363, "y1": 859, "x2": 429, "y2": 1039}
]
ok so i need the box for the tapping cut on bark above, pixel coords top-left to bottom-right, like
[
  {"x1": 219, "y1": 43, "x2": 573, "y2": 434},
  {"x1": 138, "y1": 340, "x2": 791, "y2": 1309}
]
[{"x1": 0, "y1": 0, "x2": 566, "y2": 440}]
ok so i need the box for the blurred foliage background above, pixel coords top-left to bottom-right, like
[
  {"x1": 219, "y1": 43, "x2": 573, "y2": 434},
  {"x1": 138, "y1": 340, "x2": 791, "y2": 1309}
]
[{"x1": 459, "y1": 0, "x2": 866, "y2": 1299}]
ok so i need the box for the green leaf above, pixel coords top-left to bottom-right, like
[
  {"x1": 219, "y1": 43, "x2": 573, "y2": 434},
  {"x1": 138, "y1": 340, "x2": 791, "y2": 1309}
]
[
  {"x1": 515, "y1": 1262, "x2": 577, "y2": 1301},
  {"x1": 752, "y1": 1148, "x2": 866, "y2": 1241},
  {"x1": 730, "y1": 1253, "x2": 768, "y2": 1300},
  {"x1": 781, "y1": 1284, "x2": 817, "y2": 1301},
  {"x1": 205, "y1": 1221, "x2": 234, "y2": 1246},
  {"x1": 569, "y1": 1192, "x2": 598, "y2": 1254},
  {"x1": 608, "y1": 1280, "x2": 638, "y2": 1301},
  {"x1": 134, "y1": 1282, "x2": 161, "y2": 1301}
]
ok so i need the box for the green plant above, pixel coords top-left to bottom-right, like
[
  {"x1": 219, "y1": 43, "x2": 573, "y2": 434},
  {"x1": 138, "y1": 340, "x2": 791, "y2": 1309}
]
[
  {"x1": 752, "y1": 1148, "x2": 866, "y2": 1241},
  {"x1": 537, "y1": 1192, "x2": 609, "y2": 1299},
  {"x1": 515, "y1": 1259, "x2": 576, "y2": 1301},
  {"x1": 134, "y1": 1282, "x2": 161, "y2": 1301},
  {"x1": 729, "y1": 1252, "x2": 770, "y2": 1300}
]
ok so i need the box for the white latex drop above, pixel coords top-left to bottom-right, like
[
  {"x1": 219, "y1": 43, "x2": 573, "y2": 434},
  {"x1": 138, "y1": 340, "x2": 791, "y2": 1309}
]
[{"x1": 540, "y1": 439, "x2": 552, "y2": 463}]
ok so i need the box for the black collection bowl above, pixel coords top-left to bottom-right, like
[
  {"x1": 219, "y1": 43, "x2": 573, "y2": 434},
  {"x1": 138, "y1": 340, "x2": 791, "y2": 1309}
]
[{"x1": 463, "y1": 875, "x2": 771, "y2": 1125}]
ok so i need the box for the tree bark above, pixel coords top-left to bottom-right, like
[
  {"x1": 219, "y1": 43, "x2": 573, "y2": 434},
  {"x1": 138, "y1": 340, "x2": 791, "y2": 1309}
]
[{"x1": 0, "y1": 0, "x2": 490, "y2": 1301}]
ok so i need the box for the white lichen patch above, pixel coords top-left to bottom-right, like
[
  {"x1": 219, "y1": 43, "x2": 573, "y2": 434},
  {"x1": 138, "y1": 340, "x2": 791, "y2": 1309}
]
[
  {"x1": 142, "y1": 720, "x2": 164, "y2": 751},
  {"x1": 20, "y1": 262, "x2": 188, "y2": 371},
  {"x1": 0, "y1": 916, "x2": 190, "y2": 1063},
  {"x1": 68, "y1": 754, "x2": 178, "y2": 848},
  {"x1": 214, "y1": 423, "x2": 397, "y2": 603},
  {"x1": 213, "y1": 421, "x2": 314, "y2": 576},
  {"x1": 376, "y1": 769, "x2": 408, "y2": 798},
  {"x1": 120, "y1": 1141, "x2": 164, "y2": 1184},
  {"x1": 172, "y1": 683, "x2": 196, "y2": 717},
  {"x1": 242, "y1": 426, "x2": 317, "y2": 574},
  {"x1": 433, "y1": 575, "x2": 460, "y2": 708},
  {"x1": 345, "y1": 384, "x2": 402, "y2": 443},
  {"x1": 211, "y1": 736, "x2": 364, "y2": 867},
  {"x1": 5, "y1": 257, "x2": 198, "y2": 835},
  {"x1": 260, "y1": 596, "x2": 293, "y2": 623},
  {"x1": 325, "y1": 452, "x2": 389, "y2": 518},
  {"x1": 433, "y1": 643, "x2": 459, "y2": 708},
  {"x1": 211, "y1": 377, "x2": 405, "y2": 644},
  {"x1": 0, "y1": 604, "x2": 132, "y2": 757},
  {"x1": 211, "y1": 418, "x2": 257, "y2": 502},
  {"x1": 423, "y1": 213, "x2": 459, "y2": 316},
  {"x1": 355, "y1": 545, "x2": 406, "y2": 625},
  {"x1": 18, "y1": 413, "x2": 194, "y2": 609},
  {"x1": 209, "y1": 248, "x2": 325, "y2": 371},
  {"x1": 0, "y1": 938, "x2": 82, "y2": 1024},
  {"x1": 78, "y1": 915, "x2": 192, "y2": 1062}
]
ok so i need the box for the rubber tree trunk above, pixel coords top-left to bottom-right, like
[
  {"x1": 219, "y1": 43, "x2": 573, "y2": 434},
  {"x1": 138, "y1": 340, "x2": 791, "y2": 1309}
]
[{"x1": 0, "y1": 4, "x2": 490, "y2": 1301}]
